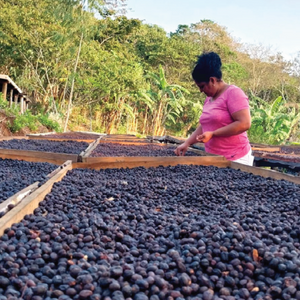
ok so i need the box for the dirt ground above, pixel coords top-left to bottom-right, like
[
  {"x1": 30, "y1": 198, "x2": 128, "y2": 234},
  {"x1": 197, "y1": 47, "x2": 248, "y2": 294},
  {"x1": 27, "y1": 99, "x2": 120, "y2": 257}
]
[{"x1": 0, "y1": 111, "x2": 49, "y2": 137}]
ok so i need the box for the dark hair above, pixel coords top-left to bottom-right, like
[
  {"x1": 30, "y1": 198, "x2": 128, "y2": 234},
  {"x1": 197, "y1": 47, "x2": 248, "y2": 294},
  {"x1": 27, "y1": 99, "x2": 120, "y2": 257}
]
[{"x1": 192, "y1": 52, "x2": 222, "y2": 83}]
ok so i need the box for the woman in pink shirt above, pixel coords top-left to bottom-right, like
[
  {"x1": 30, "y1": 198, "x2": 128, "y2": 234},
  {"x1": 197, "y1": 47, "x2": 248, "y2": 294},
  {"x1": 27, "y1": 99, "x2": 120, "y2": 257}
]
[{"x1": 175, "y1": 52, "x2": 254, "y2": 166}]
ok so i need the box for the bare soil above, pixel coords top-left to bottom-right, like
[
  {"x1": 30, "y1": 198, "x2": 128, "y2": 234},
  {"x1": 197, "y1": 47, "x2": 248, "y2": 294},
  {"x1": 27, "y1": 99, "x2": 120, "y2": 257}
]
[{"x1": 0, "y1": 110, "x2": 50, "y2": 137}]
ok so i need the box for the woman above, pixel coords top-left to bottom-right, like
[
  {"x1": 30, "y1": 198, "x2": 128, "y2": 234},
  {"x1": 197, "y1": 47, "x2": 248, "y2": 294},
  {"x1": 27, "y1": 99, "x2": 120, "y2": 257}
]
[{"x1": 175, "y1": 52, "x2": 254, "y2": 166}]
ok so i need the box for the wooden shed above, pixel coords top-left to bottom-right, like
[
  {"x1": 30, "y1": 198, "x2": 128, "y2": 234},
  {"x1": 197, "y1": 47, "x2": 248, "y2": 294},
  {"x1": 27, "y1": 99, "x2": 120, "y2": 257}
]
[{"x1": 0, "y1": 74, "x2": 30, "y2": 113}]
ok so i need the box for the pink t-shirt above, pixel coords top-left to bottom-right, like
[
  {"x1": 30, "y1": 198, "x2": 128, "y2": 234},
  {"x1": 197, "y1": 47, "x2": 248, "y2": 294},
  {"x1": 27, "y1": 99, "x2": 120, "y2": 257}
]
[{"x1": 199, "y1": 85, "x2": 251, "y2": 160}]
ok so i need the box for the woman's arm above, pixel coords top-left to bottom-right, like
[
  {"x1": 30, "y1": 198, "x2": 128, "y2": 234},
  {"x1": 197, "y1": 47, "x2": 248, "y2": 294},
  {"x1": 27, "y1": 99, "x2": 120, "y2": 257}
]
[
  {"x1": 175, "y1": 125, "x2": 203, "y2": 156},
  {"x1": 197, "y1": 109, "x2": 251, "y2": 143}
]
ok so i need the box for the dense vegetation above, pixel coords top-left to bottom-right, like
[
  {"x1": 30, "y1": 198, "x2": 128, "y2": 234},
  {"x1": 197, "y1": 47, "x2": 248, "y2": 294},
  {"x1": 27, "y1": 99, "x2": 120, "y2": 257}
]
[{"x1": 0, "y1": 0, "x2": 300, "y2": 144}]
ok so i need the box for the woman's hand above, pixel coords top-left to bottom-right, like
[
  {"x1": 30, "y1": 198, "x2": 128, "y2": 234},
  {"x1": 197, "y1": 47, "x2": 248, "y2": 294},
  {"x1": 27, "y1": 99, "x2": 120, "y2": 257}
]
[
  {"x1": 174, "y1": 142, "x2": 190, "y2": 156},
  {"x1": 196, "y1": 131, "x2": 214, "y2": 143}
]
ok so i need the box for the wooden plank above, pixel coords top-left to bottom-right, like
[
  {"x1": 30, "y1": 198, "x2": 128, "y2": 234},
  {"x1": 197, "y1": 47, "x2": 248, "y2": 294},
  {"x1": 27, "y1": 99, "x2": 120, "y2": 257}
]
[
  {"x1": 45, "y1": 160, "x2": 72, "y2": 178},
  {"x1": 0, "y1": 182, "x2": 39, "y2": 216},
  {"x1": 73, "y1": 131, "x2": 106, "y2": 136},
  {"x1": 252, "y1": 147, "x2": 281, "y2": 152},
  {"x1": 105, "y1": 134, "x2": 136, "y2": 138},
  {"x1": 9, "y1": 89, "x2": 13, "y2": 108},
  {"x1": 0, "y1": 136, "x2": 28, "y2": 141},
  {"x1": 98, "y1": 140, "x2": 160, "y2": 146},
  {"x1": 230, "y1": 162, "x2": 300, "y2": 185},
  {"x1": 27, "y1": 132, "x2": 56, "y2": 136},
  {"x1": 1, "y1": 81, "x2": 8, "y2": 100},
  {"x1": 74, "y1": 156, "x2": 229, "y2": 170},
  {"x1": 101, "y1": 138, "x2": 151, "y2": 142},
  {"x1": 80, "y1": 136, "x2": 103, "y2": 159},
  {"x1": 20, "y1": 96, "x2": 24, "y2": 114},
  {"x1": 13, "y1": 94, "x2": 18, "y2": 107},
  {"x1": 0, "y1": 148, "x2": 78, "y2": 164},
  {"x1": 0, "y1": 161, "x2": 72, "y2": 236},
  {"x1": 28, "y1": 136, "x2": 96, "y2": 143}
]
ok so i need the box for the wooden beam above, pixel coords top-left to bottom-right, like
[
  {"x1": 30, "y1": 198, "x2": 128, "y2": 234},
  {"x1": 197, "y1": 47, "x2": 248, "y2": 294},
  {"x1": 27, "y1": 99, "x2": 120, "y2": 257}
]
[
  {"x1": 230, "y1": 162, "x2": 300, "y2": 185},
  {"x1": 0, "y1": 182, "x2": 39, "y2": 216},
  {"x1": 252, "y1": 147, "x2": 280, "y2": 152},
  {"x1": 75, "y1": 156, "x2": 229, "y2": 170},
  {"x1": 23, "y1": 99, "x2": 27, "y2": 112},
  {"x1": 9, "y1": 89, "x2": 13, "y2": 107},
  {"x1": 27, "y1": 132, "x2": 56, "y2": 136},
  {"x1": 1, "y1": 81, "x2": 8, "y2": 100},
  {"x1": 0, "y1": 148, "x2": 78, "y2": 164},
  {"x1": 80, "y1": 136, "x2": 103, "y2": 160},
  {"x1": 46, "y1": 160, "x2": 72, "y2": 178},
  {"x1": 14, "y1": 94, "x2": 18, "y2": 107},
  {"x1": 101, "y1": 139, "x2": 152, "y2": 143},
  {"x1": 105, "y1": 134, "x2": 136, "y2": 139},
  {"x1": 20, "y1": 96, "x2": 24, "y2": 114},
  {"x1": 0, "y1": 161, "x2": 72, "y2": 236},
  {"x1": 0, "y1": 137, "x2": 28, "y2": 141},
  {"x1": 98, "y1": 140, "x2": 160, "y2": 146},
  {"x1": 27, "y1": 136, "x2": 96, "y2": 143}
]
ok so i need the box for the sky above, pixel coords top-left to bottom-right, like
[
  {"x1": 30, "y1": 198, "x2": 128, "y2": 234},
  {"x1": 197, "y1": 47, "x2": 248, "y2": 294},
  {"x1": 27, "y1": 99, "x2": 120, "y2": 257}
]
[{"x1": 125, "y1": 0, "x2": 300, "y2": 60}]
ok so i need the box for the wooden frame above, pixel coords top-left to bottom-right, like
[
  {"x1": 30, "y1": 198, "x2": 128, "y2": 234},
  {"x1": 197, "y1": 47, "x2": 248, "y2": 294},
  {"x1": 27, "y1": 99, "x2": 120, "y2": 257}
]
[
  {"x1": 27, "y1": 136, "x2": 97, "y2": 143},
  {"x1": 0, "y1": 148, "x2": 78, "y2": 164},
  {"x1": 0, "y1": 137, "x2": 28, "y2": 141},
  {"x1": 0, "y1": 182, "x2": 39, "y2": 217},
  {"x1": 100, "y1": 139, "x2": 153, "y2": 143},
  {"x1": 74, "y1": 156, "x2": 229, "y2": 170},
  {"x1": 0, "y1": 161, "x2": 72, "y2": 236},
  {"x1": 230, "y1": 162, "x2": 300, "y2": 185},
  {"x1": 104, "y1": 134, "x2": 137, "y2": 139},
  {"x1": 79, "y1": 136, "x2": 103, "y2": 161},
  {"x1": 252, "y1": 147, "x2": 281, "y2": 152},
  {"x1": 27, "y1": 132, "x2": 105, "y2": 143}
]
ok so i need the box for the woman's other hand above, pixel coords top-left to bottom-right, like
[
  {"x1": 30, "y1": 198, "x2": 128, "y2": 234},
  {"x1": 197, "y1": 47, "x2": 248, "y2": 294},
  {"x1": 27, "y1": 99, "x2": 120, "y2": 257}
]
[{"x1": 196, "y1": 131, "x2": 214, "y2": 143}]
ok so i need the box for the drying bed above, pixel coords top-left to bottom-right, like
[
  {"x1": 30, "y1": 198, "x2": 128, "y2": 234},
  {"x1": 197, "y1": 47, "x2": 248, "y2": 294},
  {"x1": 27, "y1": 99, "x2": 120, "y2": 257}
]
[
  {"x1": 90, "y1": 143, "x2": 201, "y2": 157},
  {"x1": 0, "y1": 139, "x2": 89, "y2": 155},
  {"x1": 253, "y1": 151, "x2": 300, "y2": 164},
  {"x1": 0, "y1": 165, "x2": 300, "y2": 299},
  {"x1": 281, "y1": 146, "x2": 300, "y2": 155}
]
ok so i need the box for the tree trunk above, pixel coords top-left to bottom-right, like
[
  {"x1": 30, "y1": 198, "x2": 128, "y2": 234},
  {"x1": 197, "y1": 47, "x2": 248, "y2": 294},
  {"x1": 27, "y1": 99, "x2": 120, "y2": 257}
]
[
  {"x1": 106, "y1": 110, "x2": 118, "y2": 134},
  {"x1": 114, "y1": 98, "x2": 125, "y2": 131},
  {"x1": 183, "y1": 123, "x2": 193, "y2": 137},
  {"x1": 152, "y1": 101, "x2": 163, "y2": 136},
  {"x1": 142, "y1": 107, "x2": 148, "y2": 135},
  {"x1": 64, "y1": 32, "x2": 84, "y2": 132}
]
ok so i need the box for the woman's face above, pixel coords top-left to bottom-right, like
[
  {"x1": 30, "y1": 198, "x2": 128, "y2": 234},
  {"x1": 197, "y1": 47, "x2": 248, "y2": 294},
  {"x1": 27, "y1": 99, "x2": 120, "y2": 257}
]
[{"x1": 195, "y1": 78, "x2": 217, "y2": 97}]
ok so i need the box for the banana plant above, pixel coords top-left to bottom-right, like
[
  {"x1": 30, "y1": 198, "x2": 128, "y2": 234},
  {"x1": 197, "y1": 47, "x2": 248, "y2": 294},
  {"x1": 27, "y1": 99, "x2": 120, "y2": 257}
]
[
  {"x1": 249, "y1": 96, "x2": 300, "y2": 145},
  {"x1": 145, "y1": 65, "x2": 190, "y2": 136}
]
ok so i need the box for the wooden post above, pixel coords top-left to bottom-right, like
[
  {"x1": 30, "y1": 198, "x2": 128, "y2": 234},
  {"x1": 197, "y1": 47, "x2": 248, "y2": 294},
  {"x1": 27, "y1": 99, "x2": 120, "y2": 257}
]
[
  {"x1": 9, "y1": 89, "x2": 13, "y2": 108},
  {"x1": 1, "y1": 81, "x2": 8, "y2": 100},
  {"x1": 14, "y1": 94, "x2": 18, "y2": 107},
  {"x1": 23, "y1": 99, "x2": 27, "y2": 113},
  {"x1": 20, "y1": 96, "x2": 24, "y2": 114}
]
